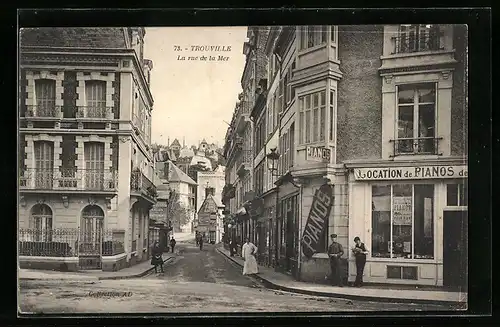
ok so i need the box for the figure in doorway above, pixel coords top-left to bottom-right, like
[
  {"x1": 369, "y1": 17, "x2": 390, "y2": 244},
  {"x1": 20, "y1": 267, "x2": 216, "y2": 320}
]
[
  {"x1": 328, "y1": 234, "x2": 344, "y2": 287},
  {"x1": 170, "y1": 237, "x2": 177, "y2": 253},
  {"x1": 151, "y1": 241, "x2": 164, "y2": 275},
  {"x1": 352, "y1": 236, "x2": 368, "y2": 287}
]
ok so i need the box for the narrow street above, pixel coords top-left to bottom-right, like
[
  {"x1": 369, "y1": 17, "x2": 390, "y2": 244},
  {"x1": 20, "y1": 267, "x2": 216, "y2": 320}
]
[{"x1": 19, "y1": 241, "x2": 453, "y2": 313}]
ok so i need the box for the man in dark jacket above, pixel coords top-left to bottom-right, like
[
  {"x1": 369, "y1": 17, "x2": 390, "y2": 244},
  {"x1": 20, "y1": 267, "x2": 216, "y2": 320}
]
[
  {"x1": 170, "y1": 237, "x2": 177, "y2": 253},
  {"x1": 328, "y1": 234, "x2": 344, "y2": 287},
  {"x1": 199, "y1": 234, "x2": 204, "y2": 250},
  {"x1": 151, "y1": 241, "x2": 164, "y2": 274}
]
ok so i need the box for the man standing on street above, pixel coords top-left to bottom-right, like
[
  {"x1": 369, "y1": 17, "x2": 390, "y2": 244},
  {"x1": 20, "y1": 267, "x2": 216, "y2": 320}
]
[
  {"x1": 170, "y1": 237, "x2": 176, "y2": 253},
  {"x1": 328, "y1": 234, "x2": 344, "y2": 287},
  {"x1": 199, "y1": 233, "x2": 204, "y2": 250}
]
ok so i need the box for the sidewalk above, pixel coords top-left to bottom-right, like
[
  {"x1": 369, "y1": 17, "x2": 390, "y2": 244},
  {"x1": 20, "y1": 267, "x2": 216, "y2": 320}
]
[
  {"x1": 19, "y1": 253, "x2": 176, "y2": 281},
  {"x1": 216, "y1": 247, "x2": 467, "y2": 305}
]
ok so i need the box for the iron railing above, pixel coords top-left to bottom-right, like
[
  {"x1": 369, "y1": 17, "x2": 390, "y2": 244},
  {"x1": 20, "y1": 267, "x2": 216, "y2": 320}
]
[
  {"x1": 391, "y1": 30, "x2": 443, "y2": 54},
  {"x1": 131, "y1": 240, "x2": 137, "y2": 252},
  {"x1": 76, "y1": 106, "x2": 113, "y2": 119},
  {"x1": 391, "y1": 137, "x2": 442, "y2": 156},
  {"x1": 18, "y1": 228, "x2": 126, "y2": 257},
  {"x1": 19, "y1": 168, "x2": 117, "y2": 191},
  {"x1": 130, "y1": 169, "x2": 157, "y2": 199},
  {"x1": 25, "y1": 104, "x2": 62, "y2": 118}
]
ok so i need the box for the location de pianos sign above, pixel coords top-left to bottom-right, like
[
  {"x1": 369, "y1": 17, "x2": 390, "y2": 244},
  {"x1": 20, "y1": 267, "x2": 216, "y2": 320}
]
[
  {"x1": 301, "y1": 184, "x2": 334, "y2": 258},
  {"x1": 353, "y1": 165, "x2": 468, "y2": 181}
]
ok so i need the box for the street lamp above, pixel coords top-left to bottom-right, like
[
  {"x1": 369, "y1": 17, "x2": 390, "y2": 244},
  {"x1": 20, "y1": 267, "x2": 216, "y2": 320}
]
[
  {"x1": 266, "y1": 147, "x2": 280, "y2": 176},
  {"x1": 266, "y1": 147, "x2": 281, "y2": 269}
]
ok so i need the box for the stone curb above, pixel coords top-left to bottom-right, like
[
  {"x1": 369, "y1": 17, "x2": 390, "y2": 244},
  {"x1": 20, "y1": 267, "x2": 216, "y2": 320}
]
[
  {"x1": 215, "y1": 248, "x2": 463, "y2": 306},
  {"x1": 19, "y1": 257, "x2": 175, "y2": 282},
  {"x1": 98, "y1": 257, "x2": 175, "y2": 280}
]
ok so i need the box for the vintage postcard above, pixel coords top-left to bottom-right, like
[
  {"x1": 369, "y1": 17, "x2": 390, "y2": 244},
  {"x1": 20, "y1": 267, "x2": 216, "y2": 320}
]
[{"x1": 18, "y1": 24, "x2": 468, "y2": 314}]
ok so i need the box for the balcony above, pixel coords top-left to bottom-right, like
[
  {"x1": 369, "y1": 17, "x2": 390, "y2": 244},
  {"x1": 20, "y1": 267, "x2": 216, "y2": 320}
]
[
  {"x1": 130, "y1": 169, "x2": 157, "y2": 204},
  {"x1": 390, "y1": 137, "x2": 442, "y2": 157},
  {"x1": 391, "y1": 30, "x2": 444, "y2": 55},
  {"x1": 236, "y1": 100, "x2": 251, "y2": 134},
  {"x1": 77, "y1": 106, "x2": 113, "y2": 119},
  {"x1": 236, "y1": 150, "x2": 253, "y2": 178},
  {"x1": 25, "y1": 104, "x2": 62, "y2": 118},
  {"x1": 19, "y1": 168, "x2": 117, "y2": 193}
]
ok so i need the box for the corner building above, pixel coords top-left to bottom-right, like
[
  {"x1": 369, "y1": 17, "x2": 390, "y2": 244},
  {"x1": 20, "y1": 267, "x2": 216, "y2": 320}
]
[
  {"x1": 234, "y1": 25, "x2": 467, "y2": 288},
  {"x1": 18, "y1": 28, "x2": 157, "y2": 271}
]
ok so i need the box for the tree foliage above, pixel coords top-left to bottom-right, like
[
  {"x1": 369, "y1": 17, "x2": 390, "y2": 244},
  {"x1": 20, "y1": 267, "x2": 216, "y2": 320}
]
[{"x1": 166, "y1": 189, "x2": 191, "y2": 229}]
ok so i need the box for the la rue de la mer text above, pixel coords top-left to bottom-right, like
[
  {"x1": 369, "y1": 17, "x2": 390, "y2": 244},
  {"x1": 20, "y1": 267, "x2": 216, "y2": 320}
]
[{"x1": 173, "y1": 45, "x2": 232, "y2": 62}]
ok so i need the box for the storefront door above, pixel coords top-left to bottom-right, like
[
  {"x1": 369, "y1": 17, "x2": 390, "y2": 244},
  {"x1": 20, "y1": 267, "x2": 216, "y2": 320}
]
[{"x1": 443, "y1": 210, "x2": 468, "y2": 289}]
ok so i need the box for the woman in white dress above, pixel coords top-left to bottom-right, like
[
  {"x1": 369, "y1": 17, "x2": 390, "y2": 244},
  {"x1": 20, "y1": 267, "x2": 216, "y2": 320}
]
[{"x1": 242, "y1": 238, "x2": 258, "y2": 275}]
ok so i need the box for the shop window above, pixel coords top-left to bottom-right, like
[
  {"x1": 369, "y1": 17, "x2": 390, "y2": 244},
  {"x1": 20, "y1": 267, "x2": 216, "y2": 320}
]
[
  {"x1": 446, "y1": 182, "x2": 468, "y2": 206},
  {"x1": 371, "y1": 184, "x2": 435, "y2": 259}
]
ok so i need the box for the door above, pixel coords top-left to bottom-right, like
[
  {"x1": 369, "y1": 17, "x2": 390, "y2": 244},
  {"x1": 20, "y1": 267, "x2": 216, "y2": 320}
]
[
  {"x1": 443, "y1": 211, "x2": 468, "y2": 290},
  {"x1": 35, "y1": 79, "x2": 56, "y2": 117},
  {"x1": 34, "y1": 141, "x2": 54, "y2": 189},
  {"x1": 79, "y1": 205, "x2": 104, "y2": 270},
  {"x1": 86, "y1": 80, "x2": 107, "y2": 118},
  {"x1": 84, "y1": 142, "x2": 105, "y2": 190}
]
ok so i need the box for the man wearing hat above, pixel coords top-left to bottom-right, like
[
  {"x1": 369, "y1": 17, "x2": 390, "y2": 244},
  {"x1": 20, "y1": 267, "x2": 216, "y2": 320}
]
[{"x1": 328, "y1": 234, "x2": 344, "y2": 287}]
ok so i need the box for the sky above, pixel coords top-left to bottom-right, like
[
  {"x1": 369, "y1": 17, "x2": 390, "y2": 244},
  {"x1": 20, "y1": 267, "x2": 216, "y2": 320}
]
[{"x1": 144, "y1": 27, "x2": 248, "y2": 148}]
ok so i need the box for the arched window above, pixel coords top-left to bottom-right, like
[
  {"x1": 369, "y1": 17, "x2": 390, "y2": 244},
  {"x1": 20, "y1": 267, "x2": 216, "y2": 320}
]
[
  {"x1": 80, "y1": 205, "x2": 104, "y2": 254},
  {"x1": 30, "y1": 204, "x2": 53, "y2": 241}
]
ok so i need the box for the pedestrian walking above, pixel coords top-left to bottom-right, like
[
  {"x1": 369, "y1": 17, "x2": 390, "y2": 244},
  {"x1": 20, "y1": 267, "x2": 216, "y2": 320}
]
[
  {"x1": 195, "y1": 232, "x2": 200, "y2": 247},
  {"x1": 242, "y1": 238, "x2": 258, "y2": 275},
  {"x1": 229, "y1": 238, "x2": 236, "y2": 257},
  {"x1": 199, "y1": 234, "x2": 204, "y2": 250},
  {"x1": 151, "y1": 241, "x2": 164, "y2": 274},
  {"x1": 327, "y1": 234, "x2": 344, "y2": 287},
  {"x1": 170, "y1": 237, "x2": 177, "y2": 253},
  {"x1": 352, "y1": 236, "x2": 368, "y2": 287}
]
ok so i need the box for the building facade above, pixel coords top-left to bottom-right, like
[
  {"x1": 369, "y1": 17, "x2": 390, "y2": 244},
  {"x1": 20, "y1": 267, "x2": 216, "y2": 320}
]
[
  {"x1": 197, "y1": 195, "x2": 224, "y2": 244},
  {"x1": 223, "y1": 25, "x2": 467, "y2": 288},
  {"x1": 18, "y1": 27, "x2": 158, "y2": 272}
]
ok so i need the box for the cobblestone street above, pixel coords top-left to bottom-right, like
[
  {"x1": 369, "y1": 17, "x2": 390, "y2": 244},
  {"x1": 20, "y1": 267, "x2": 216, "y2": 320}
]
[{"x1": 19, "y1": 243, "x2": 454, "y2": 313}]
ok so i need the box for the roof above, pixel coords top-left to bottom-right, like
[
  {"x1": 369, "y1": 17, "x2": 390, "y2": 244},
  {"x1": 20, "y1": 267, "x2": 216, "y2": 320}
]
[
  {"x1": 198, "y1": 194, "x2": 223, "y2": 215},
  {"x1": 168, "y1": 161, "x2": 197, "y2": 185},
  {"x1": 190, "y1": 155, "x2": 213, "y2": 170},
  {"x1": 170, "y1": 138, "x2": 181, "y2": 147}
]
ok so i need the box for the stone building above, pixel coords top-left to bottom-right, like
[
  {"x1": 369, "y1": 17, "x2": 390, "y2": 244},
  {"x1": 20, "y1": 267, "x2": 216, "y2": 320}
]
[
  {"x1": 18, "y1": 27, "x2": 157, "y2": 272},
  {"x1": 223, "y1": 25, "x2": 468, "y2": 288}
]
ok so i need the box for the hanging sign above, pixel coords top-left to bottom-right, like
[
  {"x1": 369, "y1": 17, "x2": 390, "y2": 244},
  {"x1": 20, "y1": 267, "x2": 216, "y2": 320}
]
[
  {"x1": 353, "y1": 165, "x2": 467, "y2": 181},
  {"x1": 301, "y1": 184, "x2": 334, "y2": 258}
]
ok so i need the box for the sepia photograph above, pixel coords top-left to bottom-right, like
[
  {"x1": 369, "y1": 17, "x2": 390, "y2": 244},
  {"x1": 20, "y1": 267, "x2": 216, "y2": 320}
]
[{"x1": 17, "y1": 23, "x2": 469, "y2": 314}]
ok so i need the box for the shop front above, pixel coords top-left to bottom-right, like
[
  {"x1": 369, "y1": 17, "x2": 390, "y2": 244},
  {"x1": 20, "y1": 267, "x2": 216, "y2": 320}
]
[
  {"x1": 257, "y1": 190, "x2": 276, "y2": 267},
  {"x1": 347, "y1": 163, "x2": 468, "y2": 288}
]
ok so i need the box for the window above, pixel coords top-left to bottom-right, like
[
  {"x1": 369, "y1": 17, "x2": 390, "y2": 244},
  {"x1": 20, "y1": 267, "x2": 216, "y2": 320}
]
[
  {"x1": 284, "y1": 60, "x2": 296, "y2": 106},
  {"x1": 387, "y1": 266, "x2": 418, "y2": 280},
  {"x1": 447, "y1": 182, "x2": 468, "y2": 206},
  {"x1": 30, "y1": 204, "x2": 53, "y2": 241},
  {"x1": 35, "y1": 79, "x2": 56, "y2": 117},
  {"x1": 268, "y1": 97, "x2": 274, "y2": 136},
  {"x1": 330, "y1": 26, "x2": 339, "y2": 61},
  {"x1": 268, "y1": 54, "x2": 280, "y2": 82},
  {"x1": 329, "y1": 90, "x2": 336, "y2": 141},
  {"x1": 300, "y1": 26, "x2": 327, "y2": 50},
  {"x1": 254, "y1": 161, "x2": 265, "y2": 196},
  {"x1": 205, "y1": 187, "x2": 215, "y2": 198},
  {"x1": 394, "y1": 24, "x2": 442, "y2": 54},
  {"x1": 254, "y1": 114, "x2": 266, "y2": 155},
  {"x1": 371, "y1": 184, "x2": 435, "y2": 259},
  {"x1": 85, "y1": 80, "x2": 107, "y2": 118},
  {"x1": 396, "y1": 83, "x2": 437, "y2": 155},
  {"x1": 34, "y1": 141, "x2": 54, "y2": 189},
  {"x1": 278, "y1": 79, "x2": 284, "y2": 114},
  {"x1": 84, "y1": 142, "x2": 105, "y2": 190},
  {"x1": 298, "y1": 90, "x2": 327, "y2": 144}
]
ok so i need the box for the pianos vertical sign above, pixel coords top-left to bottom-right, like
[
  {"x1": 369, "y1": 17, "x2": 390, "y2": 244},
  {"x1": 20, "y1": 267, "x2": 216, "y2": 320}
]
[{"x1": 301, "y1": 184, "x2": 334, "y2": 258}]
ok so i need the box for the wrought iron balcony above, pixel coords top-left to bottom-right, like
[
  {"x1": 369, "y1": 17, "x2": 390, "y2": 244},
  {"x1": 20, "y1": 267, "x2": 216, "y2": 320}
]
[
  {"x1": 19, "y1": 168, "x2": 117, "y2": 192},
  {"x1": 25, "y1": 104, "x2": 62, "y2": 118},
  {"x1": 130, "y1": 169, "x2": 157, "y2": 200},
  {"x1": 236, "y1": 150, "x2": 253, "y2": 177},
  {"x1": 77, "y1": 106, "x2": 113, "y2": 119},
  {"x1": 391, "y1": 137, "x2": 442, "y2": 156},
  {"x1": 391, "y1": 30, "x2": 444, "y2": 54}
]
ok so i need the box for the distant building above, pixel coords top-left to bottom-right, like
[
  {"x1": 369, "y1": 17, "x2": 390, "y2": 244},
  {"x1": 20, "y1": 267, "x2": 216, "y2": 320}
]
[{"x1": 196, "y1": 194, "x2": 224, "y2": 244}]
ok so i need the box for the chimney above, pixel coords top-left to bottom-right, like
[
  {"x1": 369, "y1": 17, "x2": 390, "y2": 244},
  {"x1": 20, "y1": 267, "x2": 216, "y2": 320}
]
[{"x1": 167, "y1": 137, "x2": 170, "y2": 147}]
